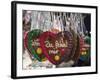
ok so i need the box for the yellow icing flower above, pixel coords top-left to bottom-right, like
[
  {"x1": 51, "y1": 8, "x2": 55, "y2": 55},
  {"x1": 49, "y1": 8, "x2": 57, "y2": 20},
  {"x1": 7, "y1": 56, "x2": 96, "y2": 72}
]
[
  {"x1": 37, "y1": 48, "x2": 42, "y2": 54},
  {"x1": 81, "y1": 51, "x2": 87, "y2": 55},
  {"x1": 54, "y1": 55, "x2": 60, "y2": 61}
]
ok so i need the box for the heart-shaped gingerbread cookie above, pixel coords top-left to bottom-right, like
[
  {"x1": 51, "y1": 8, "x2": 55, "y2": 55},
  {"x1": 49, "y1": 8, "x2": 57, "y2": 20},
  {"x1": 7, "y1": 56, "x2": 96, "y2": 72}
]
[
  {"x1": 24, "y1": 29, "x2": 47, "y2": 62},
  {"x1": 39, "y1": 31, "x2": 73, "y2": 65}
]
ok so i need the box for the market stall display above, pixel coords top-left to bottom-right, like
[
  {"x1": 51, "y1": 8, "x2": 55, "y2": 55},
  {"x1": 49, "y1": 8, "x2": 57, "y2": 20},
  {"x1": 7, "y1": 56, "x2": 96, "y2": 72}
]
[{"x1": 23, "y1": 11, "x2": 91, "y2": 69}]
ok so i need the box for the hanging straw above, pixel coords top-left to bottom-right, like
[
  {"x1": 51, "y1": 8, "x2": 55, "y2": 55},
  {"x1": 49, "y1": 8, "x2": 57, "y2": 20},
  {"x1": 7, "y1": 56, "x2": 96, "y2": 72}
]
[{"x1": 64, "y1": 12, "x2": 70, "y2": 31}]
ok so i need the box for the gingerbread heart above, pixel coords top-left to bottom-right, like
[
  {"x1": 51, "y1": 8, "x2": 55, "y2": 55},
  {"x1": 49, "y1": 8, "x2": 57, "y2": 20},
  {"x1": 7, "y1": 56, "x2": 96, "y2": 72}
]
[
  {"x1": 39, "y1": 31, "x2": 73, "y2": 65},
  {"x1": 71, "y1": 35, "x2": 81, "y2": 62},
  {"x1": 79, "y1": 36, "x2": 90, "y2": 61},
  {"x1": 24, "y1": 29, "x2": 47, "y2": 62}
]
